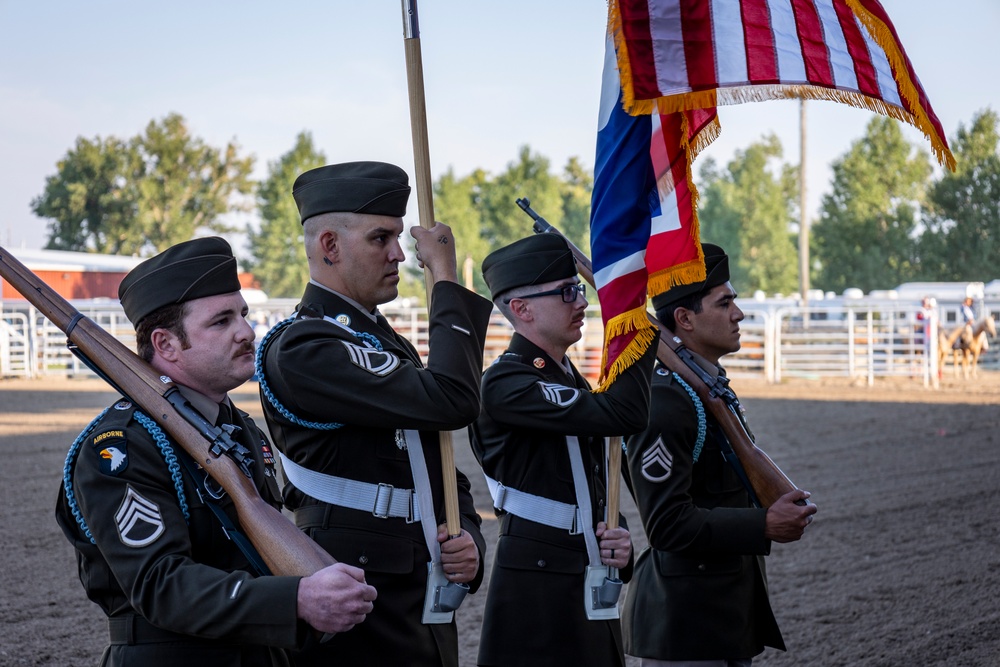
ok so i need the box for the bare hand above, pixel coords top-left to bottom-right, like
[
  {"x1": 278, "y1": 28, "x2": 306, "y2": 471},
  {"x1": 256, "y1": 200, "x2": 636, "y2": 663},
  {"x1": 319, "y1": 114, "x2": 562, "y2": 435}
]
[
  {"x1": 596, "y1": 521, "x2": 631, "y2": 569},
  {"x1": 410, "y1": 223, "x2": 458, "y2": 284},
  {"x1": 764, "y1": 489, "x2": 817, "y2": 543},
  {"x1": 437, "y1": 524, "x2": 480, "y2": 584},
  {"x1": 297, "y1": 563, "x2": 377, "y2": 634}
]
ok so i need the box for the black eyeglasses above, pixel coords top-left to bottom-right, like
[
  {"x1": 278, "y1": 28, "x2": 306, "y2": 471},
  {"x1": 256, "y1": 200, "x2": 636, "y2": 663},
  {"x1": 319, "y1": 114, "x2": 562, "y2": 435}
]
[{"x1": 505, "y1": 283, "x2": 586, "y2": 304}]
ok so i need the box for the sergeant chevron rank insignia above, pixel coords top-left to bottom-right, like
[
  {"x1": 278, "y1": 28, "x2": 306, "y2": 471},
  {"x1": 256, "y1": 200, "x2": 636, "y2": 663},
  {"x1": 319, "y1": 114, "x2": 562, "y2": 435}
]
[
  {"x1": 341, "y1": 340, "x2": 400, "y2": 376},
  {"x1": 641, "y1": 437, "x2": 673, "y2": 483},
  {"x1": 538, "y1": 382, "x2": 580, "y2": 408},
  {"x1": 115, "y1": 486, "x2": 165, "y2": 547}
]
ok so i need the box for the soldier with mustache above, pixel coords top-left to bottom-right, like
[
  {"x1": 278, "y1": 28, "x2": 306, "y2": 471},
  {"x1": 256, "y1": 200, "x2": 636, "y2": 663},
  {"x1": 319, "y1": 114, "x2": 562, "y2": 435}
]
[
  {"x1": 56, "y1": 237, "x2": 376, "y2": 667},
  {"x1": 469, "y1": 234, "x2": 659, "y2": 667}
]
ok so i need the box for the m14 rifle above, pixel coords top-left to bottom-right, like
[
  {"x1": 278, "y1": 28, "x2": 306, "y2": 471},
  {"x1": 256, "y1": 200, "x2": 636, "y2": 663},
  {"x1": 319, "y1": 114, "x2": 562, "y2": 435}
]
[{"x1": 516, "y1": 198, "x2": 807, "y2": 508}]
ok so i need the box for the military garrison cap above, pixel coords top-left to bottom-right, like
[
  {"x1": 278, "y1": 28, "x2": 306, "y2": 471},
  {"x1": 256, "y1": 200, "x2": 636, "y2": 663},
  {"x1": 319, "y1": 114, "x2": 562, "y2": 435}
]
[
  {"x1": 293, "y1": 161, "x2": 410, "y2": 222},
  {"x1": 482, "y1": 234, "x2": 577, "y2": 301},
  {"x1": 651, "y1": 243, "x2": 730, "y2": 313},
  {"x1": 118, "y1": 237, "x2": 241, "y2": 325}
]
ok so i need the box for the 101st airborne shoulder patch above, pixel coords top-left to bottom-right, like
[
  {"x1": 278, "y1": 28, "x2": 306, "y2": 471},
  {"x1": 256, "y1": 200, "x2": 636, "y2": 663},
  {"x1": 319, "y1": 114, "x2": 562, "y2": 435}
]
[
  {"x1": 537, "y1": 382, "x2": 581, "y2": 408},
  {"x1": 641, "y1": 436, "x2": 674, "y2": 483},
  {"x1": 115, "y1": 486, "x2": 165, "y2": 548},
  {"x1": 93, "y1": 429, "x2": 128, "y2": 476},
  {"x1": 341, "y1": 340, "x2": 400, "y2": 376}
]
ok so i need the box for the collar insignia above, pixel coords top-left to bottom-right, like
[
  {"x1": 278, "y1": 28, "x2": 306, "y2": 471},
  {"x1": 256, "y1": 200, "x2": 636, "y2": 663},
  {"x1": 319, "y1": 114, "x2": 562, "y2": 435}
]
[
  {"x1": 113, "y1": 400, "x2": 132, "y2": 410},
  {"x1": 335, "y1": 313, "x2": 351, "y2": 326},
  {"x1": 533, "y1": 357, "x2": 546, "y2": 369}
]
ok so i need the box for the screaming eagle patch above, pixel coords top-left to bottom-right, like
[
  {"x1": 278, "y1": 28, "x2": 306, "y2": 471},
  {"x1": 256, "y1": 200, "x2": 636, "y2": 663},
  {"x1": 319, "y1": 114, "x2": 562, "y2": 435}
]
[
  {"x1": 93, "y1": 430, "x2": 128, "y2": 476},
  {"x1": 641, "y1": 437, "x2": 674, "y2": 483},
  {"x1": 537, "y1": 382, "x2": 581, "y2": 408},
  {"x1": 115, "y1": 486, "x2": 165, "y2": 547},
  {"x1": 341, "y1": 340, "x2": 400, "y2": 376}
]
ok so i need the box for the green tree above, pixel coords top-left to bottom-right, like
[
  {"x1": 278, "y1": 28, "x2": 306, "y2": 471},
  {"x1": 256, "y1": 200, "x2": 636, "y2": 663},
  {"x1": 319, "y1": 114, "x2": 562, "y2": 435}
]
[
  {"x1": 434, "y1": 167, "x2": 491, "y2": 293},
  {"x1": 134, "y1": 114, "x2": 254, "y2": 252},
  {"x1": 479, "y1": 146, "x2": 564, "y2": 251},
  {"x1": 32, "y1": 136, "x2": 139, "y2": 253},
  {"x1": 811, "y1": 117, "x2": 932, "y2": 293},
  {"x1": 697, "y1": 135, "x2": 799, "y2": 295},
  {"x1": 918, "y1": 109, "x2": 1000, "y2": 281},
  {"x1": 32, "y1": 113, "x2": 254, "y2": 256},
  {"x1": 431, "y1": 146, "x2": 590, "y2": 299},
  {"x1": 247, "y1": 132, "x2": 326, "y2": 297},
  {"x1": 560, "y1": 156, "x2": 593, "y2": 252}
]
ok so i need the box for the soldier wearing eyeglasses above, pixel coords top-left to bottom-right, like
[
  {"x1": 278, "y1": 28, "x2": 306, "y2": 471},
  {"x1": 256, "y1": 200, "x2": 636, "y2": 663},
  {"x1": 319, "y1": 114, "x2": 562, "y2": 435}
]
[{"x1": 469, "y1": 234, "x2": 659, "y2": 667}]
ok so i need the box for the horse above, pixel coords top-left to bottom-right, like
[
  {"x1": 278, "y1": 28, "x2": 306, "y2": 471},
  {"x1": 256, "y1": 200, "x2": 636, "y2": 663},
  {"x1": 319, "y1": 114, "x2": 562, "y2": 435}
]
[{"x1": 940, "y1": 316, "x2": 996, "y2": 379}]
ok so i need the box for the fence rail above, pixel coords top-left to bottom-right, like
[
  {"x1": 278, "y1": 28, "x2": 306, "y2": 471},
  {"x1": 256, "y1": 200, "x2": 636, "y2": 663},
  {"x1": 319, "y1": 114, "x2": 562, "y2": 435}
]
[{"x1": 2, "y1": 298, "x2": 997, "y2": 385}]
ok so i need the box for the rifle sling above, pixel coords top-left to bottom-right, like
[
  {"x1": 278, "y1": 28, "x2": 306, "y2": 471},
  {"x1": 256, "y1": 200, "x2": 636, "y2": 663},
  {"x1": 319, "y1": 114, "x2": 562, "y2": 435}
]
[{"x1": 175, "y1": 449, "x2": 272, "y2": 577}]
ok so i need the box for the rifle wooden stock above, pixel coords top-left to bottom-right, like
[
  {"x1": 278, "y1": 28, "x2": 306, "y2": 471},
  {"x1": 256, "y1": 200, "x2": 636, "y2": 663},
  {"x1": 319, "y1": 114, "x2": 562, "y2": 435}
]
[
  {"x1": 518, "y1": 207, "x2": 802, "y2": 508},
  {"x1": 0, "y1": 246, "x2": 335, "y2": 576}
]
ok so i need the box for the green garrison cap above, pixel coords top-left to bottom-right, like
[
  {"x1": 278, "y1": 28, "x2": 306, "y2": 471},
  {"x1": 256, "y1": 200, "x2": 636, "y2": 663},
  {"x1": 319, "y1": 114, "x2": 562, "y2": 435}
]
[
  {"x1": 293, "y1": 161, "x2": 411, "y2": 222},
  {"x1": 651, "y1": 243, "x2": 730, "y2": 312},
  {"x1": 482, "y1": 234, "x2": 577, "y2": 301},
  {"x1": 118, "y1": 237, "x2": 241, "y2": 325}
]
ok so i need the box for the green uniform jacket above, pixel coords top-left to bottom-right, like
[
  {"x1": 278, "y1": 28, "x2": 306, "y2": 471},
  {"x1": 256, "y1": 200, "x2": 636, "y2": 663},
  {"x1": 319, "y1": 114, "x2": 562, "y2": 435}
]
[
  {"x1": 470, "y1": 332, "x2": 657, "y2": 667},
  {"x1": 55, "y1": 398, "x2": 302, "y2": 667},
  {"x1": 259, "y1": 281, "x2": 492, "y2": 667},
  {"x1": 623, "y1": 364, "x2": 785, "y2": 661}
]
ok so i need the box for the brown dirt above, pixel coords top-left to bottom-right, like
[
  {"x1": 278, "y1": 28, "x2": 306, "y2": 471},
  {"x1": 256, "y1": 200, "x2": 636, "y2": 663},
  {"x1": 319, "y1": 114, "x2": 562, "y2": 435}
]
[{"x1": 2, "y1": 372, "x2": 999, "y2": 666}]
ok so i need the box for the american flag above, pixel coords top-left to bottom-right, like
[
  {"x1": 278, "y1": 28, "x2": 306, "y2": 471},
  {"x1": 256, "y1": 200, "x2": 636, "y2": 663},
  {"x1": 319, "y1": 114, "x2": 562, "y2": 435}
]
[{"x1": 590, "y1": 0, "x2": 954, "y2": 388}]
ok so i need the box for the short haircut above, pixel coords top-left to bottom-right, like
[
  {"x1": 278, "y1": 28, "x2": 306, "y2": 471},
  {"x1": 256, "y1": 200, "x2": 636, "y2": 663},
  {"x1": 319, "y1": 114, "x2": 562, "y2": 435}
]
[
  {"x1": 135, "y1": 302, "x2": 189, "y2": 362},
  {"x1": 493, "y1": 284, "x2": 538, "y2": 325},
  {"x1": 655, "y1": 290, "x2": 706, "y2": 331}
]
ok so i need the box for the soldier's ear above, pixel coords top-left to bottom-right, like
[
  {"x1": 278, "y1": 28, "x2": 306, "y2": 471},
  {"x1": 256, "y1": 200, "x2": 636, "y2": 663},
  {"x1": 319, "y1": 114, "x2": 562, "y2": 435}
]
[
  {"x1": 673, "y1": 306, "x2": 696, "y2": 332},
  {"x1": 318, "y1": 229, "x2": 339, "y2": 264},
  {"x1": 151, "y1": 327, "x2": 182, "y2": 361}
]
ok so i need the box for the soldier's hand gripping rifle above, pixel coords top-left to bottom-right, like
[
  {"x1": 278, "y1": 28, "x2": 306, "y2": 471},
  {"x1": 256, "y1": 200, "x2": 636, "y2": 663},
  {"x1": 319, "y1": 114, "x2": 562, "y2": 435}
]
[
  {"x1": 516, "y1": 199, "x2": 808, "y2": 509},
  {"x1": 0, "y1": 246, "x2": 336, "y2": 576}
]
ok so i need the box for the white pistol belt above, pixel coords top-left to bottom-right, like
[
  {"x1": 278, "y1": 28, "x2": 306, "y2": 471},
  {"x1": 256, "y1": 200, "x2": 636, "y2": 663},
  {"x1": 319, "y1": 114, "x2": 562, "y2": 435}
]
[
  {"x1": 484, "y1": 474, "x2": 583, "y2": 534},
  {"x1": 279, "y1": 451, "x2": 420, "y2": 522}
]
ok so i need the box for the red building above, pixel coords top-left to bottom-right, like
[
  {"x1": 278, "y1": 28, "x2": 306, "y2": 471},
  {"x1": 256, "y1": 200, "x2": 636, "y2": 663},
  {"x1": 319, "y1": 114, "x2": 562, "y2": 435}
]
[{"x1": 2, "y1": 248, "x2": 260, "y2": 302}]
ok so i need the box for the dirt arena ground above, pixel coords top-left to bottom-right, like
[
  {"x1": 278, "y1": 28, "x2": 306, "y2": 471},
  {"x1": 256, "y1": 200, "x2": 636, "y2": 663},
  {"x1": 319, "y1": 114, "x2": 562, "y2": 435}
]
[{"x1": 2, "y1": 371, "x2": 999, "y2": 666}]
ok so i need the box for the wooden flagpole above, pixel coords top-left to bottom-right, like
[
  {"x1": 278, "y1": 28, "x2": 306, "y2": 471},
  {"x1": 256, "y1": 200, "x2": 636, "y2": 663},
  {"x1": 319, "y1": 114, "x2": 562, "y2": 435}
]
[{"x1": 400, "y1": 0, "x2": 461, "y2": 538}]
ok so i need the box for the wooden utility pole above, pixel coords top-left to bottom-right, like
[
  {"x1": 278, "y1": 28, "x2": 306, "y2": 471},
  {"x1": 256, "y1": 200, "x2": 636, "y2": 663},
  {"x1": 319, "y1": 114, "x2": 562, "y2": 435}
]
[{"x1": 799, "y1": 100, "x2": 810, "y2": 309}]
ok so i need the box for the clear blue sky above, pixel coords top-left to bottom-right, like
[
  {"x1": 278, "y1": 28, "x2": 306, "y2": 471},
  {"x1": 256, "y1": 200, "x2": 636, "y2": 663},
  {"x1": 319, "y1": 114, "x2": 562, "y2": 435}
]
[{"x1": 1, "y1": 0, "x2": 997, "y2": 252}]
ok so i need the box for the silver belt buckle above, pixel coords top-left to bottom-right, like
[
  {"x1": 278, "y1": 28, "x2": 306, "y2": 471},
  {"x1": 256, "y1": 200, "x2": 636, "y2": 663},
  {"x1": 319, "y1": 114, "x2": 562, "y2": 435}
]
[{"x1": 373, "y1": 482, "x2": 394, "y2": 519}]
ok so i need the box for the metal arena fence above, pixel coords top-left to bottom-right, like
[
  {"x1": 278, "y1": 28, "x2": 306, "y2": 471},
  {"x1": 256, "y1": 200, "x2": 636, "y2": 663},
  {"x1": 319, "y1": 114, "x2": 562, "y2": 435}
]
[{"x1": 2, "y1": 298, "x2": 997, "y2": 387}]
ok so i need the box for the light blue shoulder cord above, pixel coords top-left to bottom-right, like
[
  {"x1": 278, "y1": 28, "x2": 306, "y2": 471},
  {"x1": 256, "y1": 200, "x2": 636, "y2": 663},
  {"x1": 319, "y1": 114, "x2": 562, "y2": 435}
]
[
  {"x1": 255, "y1": 316, "x2": 383, "y2": 431},
  {"x1": 64, "y1": 409, "x2": 190, "y2": 544},
  {"x1": 672, "y1": 373, "x2": 707, "y2": 463}
]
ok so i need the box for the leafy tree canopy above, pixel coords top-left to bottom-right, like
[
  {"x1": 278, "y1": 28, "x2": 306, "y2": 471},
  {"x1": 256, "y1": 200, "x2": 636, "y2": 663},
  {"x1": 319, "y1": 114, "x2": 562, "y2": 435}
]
[
  {"x1": 812, "y1": 117, "x2": 932, "y2": 293},
  {"x1": 246, "y1": 131, "x2": 326, "y2": 297},
  {"x1": 33, "y1": 113, "x2": 254, "y2": 255},
  {"x1": 918, "y1": 108, "x2": 1000, "y2": 281},
  {"x1": 698, "y1": 134, "x2": 799, "y2": 295}
]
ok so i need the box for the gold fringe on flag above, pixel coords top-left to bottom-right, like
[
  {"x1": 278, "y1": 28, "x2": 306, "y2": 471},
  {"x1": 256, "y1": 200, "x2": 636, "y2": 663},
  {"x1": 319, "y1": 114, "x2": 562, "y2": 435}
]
[
  {"x1": 595, "y1": 308, "x2": 658, "y2": 393},
  {"x1": 846, "y1": 0, "x2": 956, "y2": 171}
]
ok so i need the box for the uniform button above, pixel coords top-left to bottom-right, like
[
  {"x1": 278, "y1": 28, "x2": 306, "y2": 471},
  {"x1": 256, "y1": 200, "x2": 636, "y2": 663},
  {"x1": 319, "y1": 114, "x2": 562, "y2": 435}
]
[
  {"x1": 594, "y1": 465, "x2": 600, "y2": 474},
  {"x1": 697, "y1": 563, "x2": 706, "y2": 571},
  {"x1": 598, "y1": 499, "x2": 605, "y2": 509},
  {"x1": 537, "y1": 560, "x2": 547, "y2": 568},
  {"x1": 359, "y1": 555, "x2": 369, "y2": 565}
]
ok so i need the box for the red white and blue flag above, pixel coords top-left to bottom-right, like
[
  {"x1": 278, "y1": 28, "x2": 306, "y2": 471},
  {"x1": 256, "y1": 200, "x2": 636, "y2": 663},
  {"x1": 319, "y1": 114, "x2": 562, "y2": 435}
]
[{"x1": 590, "y1": 0, "x2": 954, "y2": 388}]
